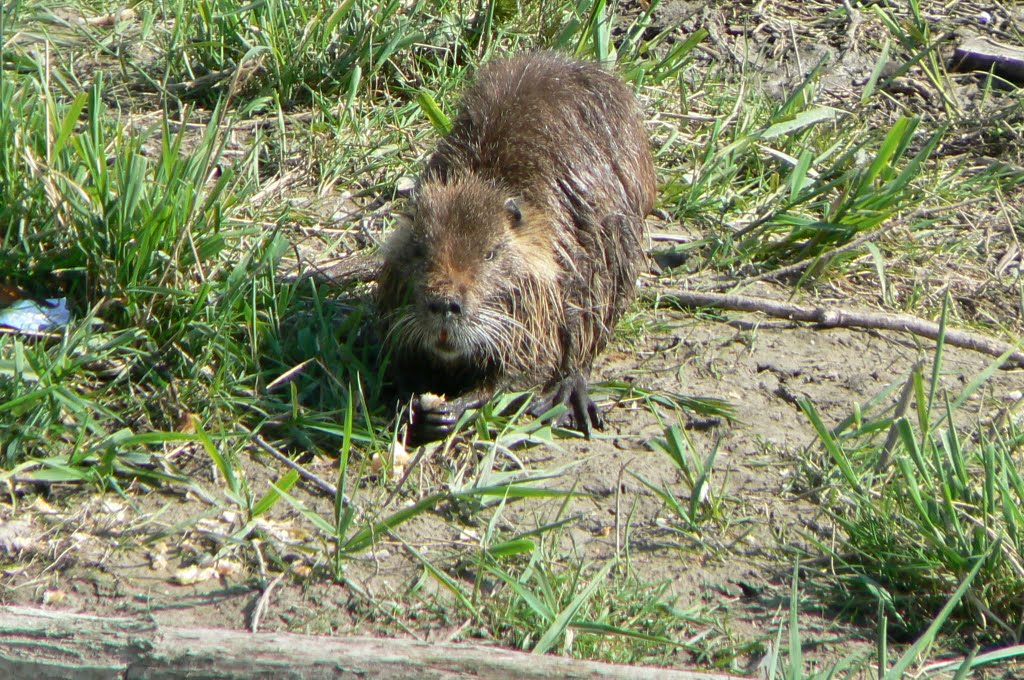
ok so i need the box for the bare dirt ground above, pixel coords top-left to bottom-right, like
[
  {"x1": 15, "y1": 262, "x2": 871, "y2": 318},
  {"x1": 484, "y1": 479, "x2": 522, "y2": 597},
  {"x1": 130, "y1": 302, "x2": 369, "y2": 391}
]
[
  {"x1": 4, "y1": 305, "x2": 1020, "y2": 673},
  {"x1": 3, "y1": 1, "x2": 1024, "y2": 677}
]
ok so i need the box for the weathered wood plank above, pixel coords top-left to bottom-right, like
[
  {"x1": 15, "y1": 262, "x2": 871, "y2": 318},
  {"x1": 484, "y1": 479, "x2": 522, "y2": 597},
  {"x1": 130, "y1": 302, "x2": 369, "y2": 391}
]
[{"x1": 0, "y1": 606, "x2": 741, "y2": 680}]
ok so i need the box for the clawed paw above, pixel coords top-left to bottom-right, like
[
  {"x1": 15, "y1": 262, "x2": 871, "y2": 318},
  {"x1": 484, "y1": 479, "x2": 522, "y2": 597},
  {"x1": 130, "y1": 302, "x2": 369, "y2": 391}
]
[
  {"x1": 527, "y1": 373, "x2": 604, "y2": 438},
  {"x1": 401, "y1": 377, "x2": 603, "y2": 444},
  {"x1": 403, "y1": 392, "x2": 483, "y2": 445}
]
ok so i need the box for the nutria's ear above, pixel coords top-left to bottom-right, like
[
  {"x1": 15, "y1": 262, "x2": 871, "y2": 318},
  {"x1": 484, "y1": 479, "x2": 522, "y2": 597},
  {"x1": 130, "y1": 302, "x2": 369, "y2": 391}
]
[
  {"x1": 504, "y1": 198, "x2": 523, "y2": 226},
  {"x1": 395, "y1": 211, "x2": 414, "y2": 230}
]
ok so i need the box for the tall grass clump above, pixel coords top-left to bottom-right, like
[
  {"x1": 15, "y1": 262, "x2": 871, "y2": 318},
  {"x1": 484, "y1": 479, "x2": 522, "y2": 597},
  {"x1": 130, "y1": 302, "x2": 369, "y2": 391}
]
[
  {"x1": 153, "y1": 0, "x2": 429, "y2": 105},
  {"x1": 656, "y1": 4, "x2": 1024, "y2": 280},
  {"x1": 0, "y1": 24, "x2": 304, "y2": 470},
  {"x1": 796, "y1": 325, "x2": 1024, "y2": 646},
  {"x1": 0, "y1": 0, "x2": 712, "y2": 477},
  {"x1": 660, "y1": 64, "x2": 948, "y2": 273}
]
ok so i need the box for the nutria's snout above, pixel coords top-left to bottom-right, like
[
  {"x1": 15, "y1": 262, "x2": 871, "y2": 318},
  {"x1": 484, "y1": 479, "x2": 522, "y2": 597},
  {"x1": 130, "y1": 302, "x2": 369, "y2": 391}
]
[
  {"x1": 410, "y1": 286, "x2": 483, "y2": 361},
  {"x1": 422, "y1": 297, "x2": 464, "y2": 356},
  {"x1": 426, "y1": 296, "x2": 464, "y2": 317}
]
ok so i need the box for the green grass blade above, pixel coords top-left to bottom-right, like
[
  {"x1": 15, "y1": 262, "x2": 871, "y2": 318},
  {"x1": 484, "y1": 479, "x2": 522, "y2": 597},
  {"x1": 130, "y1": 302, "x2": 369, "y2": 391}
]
[
  {"x1": 416, "y1": 90, "x2": 451, "y2": 135},
  {"x1": 269, "y1": 481, "x2": 339, "y2": 536},
  {"x1": 788, "y1": 562, "x2": 803, "y2": 680},
  {"x1": 800, "y1": 397, "x2": 862, "y2": 494},
  {"x1": 485, "y1": 563, "x2": 555, "y2": 623},
  {"x1": 250, "y1": 468, "x2": 300, "y2": 517},
  {"x1": 399, "y1": 534, "x2": 477, "y2": 615},
  {"x1": 568, "y1": 621, "x2": 676, "y2": 646},
  {"x1": 861, "y1": 39, "x2": 891, "y2": 103},
  {"x1": 195, "y1": 419, "x2": 241, "y2": 498},
  {"x1": 760, "y1": 107, "x2": 839, "y2": 140},
  {"x1": 884, "y1": 550, "x2": 989, "y2": 679},
  {"x1": 341, "y1": 492, "x2": 447, "y2": 555},
  {"x1": 532, "y1": 558, "x2": 617, "y2": 655}
]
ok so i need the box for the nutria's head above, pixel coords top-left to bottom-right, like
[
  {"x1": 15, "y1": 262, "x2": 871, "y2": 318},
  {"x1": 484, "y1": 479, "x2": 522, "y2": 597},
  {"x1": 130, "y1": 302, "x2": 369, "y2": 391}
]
[{"x1": 379, "y1": 174, "x2": 559, "y2": 365}]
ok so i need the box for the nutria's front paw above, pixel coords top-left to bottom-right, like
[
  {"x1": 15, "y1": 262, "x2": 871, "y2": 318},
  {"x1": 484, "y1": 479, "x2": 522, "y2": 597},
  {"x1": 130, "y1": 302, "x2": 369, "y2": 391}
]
[
  {"x1": 405, "y1": 393, "x2": 483, "y2": 445},
  {"x1": 529, "y1": 373, "x2": 604, "y2": 437}
]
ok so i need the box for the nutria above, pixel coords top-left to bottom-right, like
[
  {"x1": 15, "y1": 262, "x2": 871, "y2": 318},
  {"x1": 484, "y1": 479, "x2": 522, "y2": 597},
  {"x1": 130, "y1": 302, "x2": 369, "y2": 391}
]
[{"x1": 377, "y1": 50, "x2": 656, "y2": 443}]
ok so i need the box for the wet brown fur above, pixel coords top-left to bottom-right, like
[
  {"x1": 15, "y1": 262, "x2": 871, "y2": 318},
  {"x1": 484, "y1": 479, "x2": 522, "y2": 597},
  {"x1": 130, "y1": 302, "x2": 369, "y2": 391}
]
[{"x1": 377, "y1": 50, "x2": 656, "y2": 407}]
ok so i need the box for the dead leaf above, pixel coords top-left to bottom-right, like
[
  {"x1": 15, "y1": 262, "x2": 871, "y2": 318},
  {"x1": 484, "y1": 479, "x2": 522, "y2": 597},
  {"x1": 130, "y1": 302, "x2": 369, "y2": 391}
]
[
  {"x1": 173, "y1": 564, "x2": 217, "y2": 585},
  {"x1": 42, "y1": 589, "x2": 67, "y2": 605}
]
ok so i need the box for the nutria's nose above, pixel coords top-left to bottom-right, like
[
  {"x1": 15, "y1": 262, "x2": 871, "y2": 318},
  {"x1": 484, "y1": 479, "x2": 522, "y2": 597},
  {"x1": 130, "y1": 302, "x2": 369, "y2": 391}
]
[{"x1": 427, "y1": 297, "x2": 462, "y2": 316}]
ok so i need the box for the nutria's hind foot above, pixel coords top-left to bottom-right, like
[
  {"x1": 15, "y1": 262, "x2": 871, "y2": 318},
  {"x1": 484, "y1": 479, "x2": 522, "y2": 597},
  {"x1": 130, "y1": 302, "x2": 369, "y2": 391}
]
[
  {"x1": 404, "y1": 393, "x2": 486, "y2": 445},
  {"x1": 529, "y1": 372, "x2": 604, "y2": 437}
]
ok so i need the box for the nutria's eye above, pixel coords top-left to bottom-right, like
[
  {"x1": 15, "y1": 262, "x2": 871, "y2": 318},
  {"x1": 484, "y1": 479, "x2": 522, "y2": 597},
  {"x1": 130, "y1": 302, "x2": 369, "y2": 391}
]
[
  {"x1": 411, "y1": 242, "x2": 427, "y2": 259},
  {"x1": 483, "y1": 249, "x2": 497, "y2": 261}
]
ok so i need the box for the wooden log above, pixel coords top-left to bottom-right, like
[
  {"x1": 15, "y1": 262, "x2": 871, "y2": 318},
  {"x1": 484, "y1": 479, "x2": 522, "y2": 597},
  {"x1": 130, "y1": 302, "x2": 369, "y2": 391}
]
[
  {"x1": 952, "y1": 35, "x2": 1024, "y2": 85},
  {"x1": 0, "y1": 606, "x2": 741, "y2": 680}
]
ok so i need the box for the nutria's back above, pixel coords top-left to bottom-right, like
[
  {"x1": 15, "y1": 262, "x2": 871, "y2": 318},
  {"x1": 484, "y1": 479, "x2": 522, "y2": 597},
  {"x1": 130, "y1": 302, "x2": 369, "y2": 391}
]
[
  {"x1": 425, "y1": 51, "x2": 656, "y2": 219},
  {"x1": 378, "y1": 51, "x2": 655, "y2": 438}
]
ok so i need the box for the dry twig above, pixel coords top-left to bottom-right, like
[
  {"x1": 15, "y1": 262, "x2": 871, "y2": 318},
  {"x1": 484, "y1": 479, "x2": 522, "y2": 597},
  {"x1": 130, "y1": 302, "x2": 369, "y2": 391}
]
[
  {"x1": 668, "y1": 290, "x2": 1024, "y2": 368},
  {"x1": 252, "y1": 435, "x2": 339, "y2": 497}
]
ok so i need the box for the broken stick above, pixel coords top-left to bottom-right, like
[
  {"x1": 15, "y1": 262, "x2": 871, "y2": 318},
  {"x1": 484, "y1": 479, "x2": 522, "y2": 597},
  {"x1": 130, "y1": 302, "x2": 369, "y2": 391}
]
[{"x1": 667, "y1": 290, "x2": 1024, "y2": 368}]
